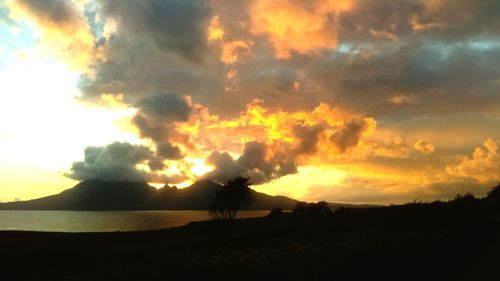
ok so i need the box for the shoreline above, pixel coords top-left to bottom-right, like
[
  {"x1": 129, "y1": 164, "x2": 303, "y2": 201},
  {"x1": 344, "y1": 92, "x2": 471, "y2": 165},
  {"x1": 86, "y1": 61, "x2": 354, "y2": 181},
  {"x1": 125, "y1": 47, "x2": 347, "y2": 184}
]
[{"x1": 1, "y1": 202, "x2": 499, "y2": 280}]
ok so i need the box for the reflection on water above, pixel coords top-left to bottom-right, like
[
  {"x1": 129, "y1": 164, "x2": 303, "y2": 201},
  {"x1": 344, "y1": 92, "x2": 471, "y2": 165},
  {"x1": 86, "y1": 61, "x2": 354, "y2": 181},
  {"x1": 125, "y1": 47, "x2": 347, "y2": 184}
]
[{"x1": 0, "y1": 210, "x2": 269, "y2": 232}]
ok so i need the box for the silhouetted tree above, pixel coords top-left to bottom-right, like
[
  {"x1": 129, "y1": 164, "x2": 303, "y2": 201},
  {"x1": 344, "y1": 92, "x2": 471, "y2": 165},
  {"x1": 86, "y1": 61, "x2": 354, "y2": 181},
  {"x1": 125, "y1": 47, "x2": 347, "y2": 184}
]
[
  {"x1": 451, "y1": 193, "x2": 476, "y2": 205},
  {"x1": 487, "y1": 183, "x2": 500, "y2": 202},
  {"x1": 309, "y1": 201, "x2": 331, "y2": 215},
  {"x1": 292, "y1": 201, "x2": 331, "y2": 216},
  {"x1": 209, "y1": 176, "x2": 255, "y2": 220},
  {"x1": 267, "y1": 208, "x2": 285, "y2": 218},
  {"x1": 292, "y1": 201, "x2": 309, "y2": 216}
]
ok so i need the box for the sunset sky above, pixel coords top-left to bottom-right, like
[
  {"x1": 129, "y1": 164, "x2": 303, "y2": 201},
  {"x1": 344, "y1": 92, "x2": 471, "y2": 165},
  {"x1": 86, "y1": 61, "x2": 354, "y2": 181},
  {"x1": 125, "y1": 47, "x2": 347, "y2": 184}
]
[{"x1": 1, "y1": 0, "x2": 499, "y2": 204}]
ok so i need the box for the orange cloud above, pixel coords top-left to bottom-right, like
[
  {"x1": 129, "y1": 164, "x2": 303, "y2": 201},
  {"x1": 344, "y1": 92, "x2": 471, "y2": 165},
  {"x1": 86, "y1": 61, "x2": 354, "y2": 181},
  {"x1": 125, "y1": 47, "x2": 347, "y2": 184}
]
[
  {"x1": 227, "y1": 69, "x2": 238, "y2": 79},
  {"x1": 221, "y1": 40, "x2": 252, "y2": 64},
  {"x1": 250, "y1": 0, "x2": 356, "y2": 59},
  {"x1": 447, "y1": 138, "x2": 500, "y2": 182},
  {"x1": 178, "y1": 99, "x2": 377, "y2": 170},
  {"x1": 207, "y1": 15, "x2": 252, "y2": 64},
  {"x1": 388, "y1": 95, "x2": 414, "y2": 105},
  {"x1": 414, "y1": 140, "x2": 436, "y2": 155},
  {"x1": 207, "y1": 15, "x2": 225, "y2": 41}
]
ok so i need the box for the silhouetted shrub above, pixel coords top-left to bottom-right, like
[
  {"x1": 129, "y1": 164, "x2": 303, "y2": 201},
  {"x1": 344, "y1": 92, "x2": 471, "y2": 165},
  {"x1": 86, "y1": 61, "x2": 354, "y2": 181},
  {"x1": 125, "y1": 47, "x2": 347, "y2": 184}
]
[
  {"x1": 267, "y1": 208, "x2": 284, "y2": 218},
  {"x1": 451, "y1": 193, "x2": 476, "y2": 205},
  {"x1": 292, "y1": 201, "x2": 331, "y2": 216},
  {"x1": 292, "y1": 202, "x2": 308, "y2": 216},
  {"x1": 405, "y1": 200, "x2": 425, "y2": 206},
  {"x1": 209, "y1": 176, "x2": 255, "y2": 220},
  {"x1": 487, "y1": 183, "x2": 500, "y2": 202}
]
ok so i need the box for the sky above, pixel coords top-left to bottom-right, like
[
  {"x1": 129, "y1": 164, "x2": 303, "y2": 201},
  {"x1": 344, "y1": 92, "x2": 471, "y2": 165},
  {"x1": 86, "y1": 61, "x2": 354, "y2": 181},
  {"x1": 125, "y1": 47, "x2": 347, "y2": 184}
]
[{"x1": 0, "y1": 0, "x2": 499, "y2": 204}]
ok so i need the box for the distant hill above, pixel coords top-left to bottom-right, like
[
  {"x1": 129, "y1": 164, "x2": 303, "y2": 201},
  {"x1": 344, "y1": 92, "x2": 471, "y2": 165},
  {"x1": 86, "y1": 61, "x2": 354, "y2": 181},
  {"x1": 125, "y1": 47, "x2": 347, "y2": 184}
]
[
  {"x1": 0, "y1": 180, "x2": 296, "y2": 210},
  {"x1": 0, "y1": 180, "x2": 378, "y2": 211}
]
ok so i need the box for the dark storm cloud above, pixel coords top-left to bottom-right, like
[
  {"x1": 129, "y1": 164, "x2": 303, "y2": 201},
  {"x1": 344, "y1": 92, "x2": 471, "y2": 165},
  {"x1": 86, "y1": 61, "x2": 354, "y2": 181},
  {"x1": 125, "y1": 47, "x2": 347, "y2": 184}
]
[
  {"x1": 331, "y1": 119, "x2": 370, "y2": 153},
  {"x1": 21, "y1": 0, "x2": 495, "y2": 123},
  {"x1": 131, "y1": 93, "x2": 191, "y2": 160},
  {"x1": 132, "y1": 113, "x2": 171, "y2": 143},
  {"x1": 293, "y1": 124, "x2": 323, "y2": 154},
  {"x1": 204, "y1": 141, "x2": 299, "y2": 185},
  {"x1": 340, "y1": 0, "x2": 418, "y2": 42},
  {"x1": 339, "y1": 0, "x2": 500, "y2": 43},
  {"x1": 132, "y1": 94, "x2": 191, "y2": 138},
  {"x1": 78, "y1": 0, "x2": 223, "y2": 109},
  {"x1": 66, "y1": 142, "x2": 189, "y2": 183},
  {"x1": 237, "y1": 142, "x2": 273, "y2": 176},
  {"x1": 136, "y1": 93, "x2": 191, "y2": 122},
  {"x1": 66, "y1": 142, "x2": 155, "y2": 182},
  {"x1": 204, "y1": 151, "x2": 246, "y2": 184},
  {"x1": 156, "y1": 142, "x2": 182, "y2": 160},
  {"x1": 101, "y1": 0, "x2": 210, "y2": 62},
  {"x1": 296, "y1": 39, "x2": 500, "y2": 122}
]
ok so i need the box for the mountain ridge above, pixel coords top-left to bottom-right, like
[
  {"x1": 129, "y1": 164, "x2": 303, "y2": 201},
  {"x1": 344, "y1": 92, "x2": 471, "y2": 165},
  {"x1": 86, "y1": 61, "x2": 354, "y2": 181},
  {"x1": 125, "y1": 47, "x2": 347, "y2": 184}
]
[{"x1": 0, "y1": 180, "x2": 377, "y2": 210}]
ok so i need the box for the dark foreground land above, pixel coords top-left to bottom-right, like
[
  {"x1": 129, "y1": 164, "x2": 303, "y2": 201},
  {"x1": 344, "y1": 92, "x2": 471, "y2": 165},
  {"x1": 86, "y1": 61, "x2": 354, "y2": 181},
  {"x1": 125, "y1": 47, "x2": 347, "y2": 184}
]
[{"x1": 1, "y1": 195, "x2": 500, "y2": 281}]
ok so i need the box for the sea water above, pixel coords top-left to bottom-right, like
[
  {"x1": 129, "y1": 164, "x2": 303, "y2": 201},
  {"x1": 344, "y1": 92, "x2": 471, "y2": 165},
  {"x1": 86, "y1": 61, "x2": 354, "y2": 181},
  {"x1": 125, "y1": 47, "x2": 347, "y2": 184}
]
[{"x1": 0, "y1": 210, "x2": 269, "y2": 232}]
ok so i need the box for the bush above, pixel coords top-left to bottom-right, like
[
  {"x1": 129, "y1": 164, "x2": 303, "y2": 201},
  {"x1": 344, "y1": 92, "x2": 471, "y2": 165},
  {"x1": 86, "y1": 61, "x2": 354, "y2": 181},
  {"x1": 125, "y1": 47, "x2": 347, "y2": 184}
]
[
  {"x1": 487, "y1": 183, "x2": 500, "y2": 202},
  {"x1": 292, "y1": 201, "x2": 331, "y2": 216},
  {"x1": 451, "y1": 193, "x2": 476, "y2": 205},
  {"x1": 208, "y1": 176, "x2": 255, "y2": 220},
  {"x1": 267, "y1": 208, "x2": 285, "y2": 218}
]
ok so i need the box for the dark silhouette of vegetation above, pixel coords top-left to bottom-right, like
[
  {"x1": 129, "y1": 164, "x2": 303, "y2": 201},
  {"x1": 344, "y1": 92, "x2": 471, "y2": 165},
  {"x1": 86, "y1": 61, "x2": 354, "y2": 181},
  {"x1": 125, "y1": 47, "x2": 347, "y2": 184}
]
[
  {"x1": 267, "y1": 208, "x2": 284, "y2": 218},
  {"x1": 208, "y1": 176, "x2": 255, "y2": 220},
  {"x1": 4, "y1": 184, "x2": 500, "y2": 281},
  {"x1": 486, "y1": 182, "x2": 500, "y2": 202},
  {"x1": 451, "y1": 193, "x2": 476, "y2": 206},
  {"x1": 292, "y1": 201, "x2": 331, "y2": 216}
]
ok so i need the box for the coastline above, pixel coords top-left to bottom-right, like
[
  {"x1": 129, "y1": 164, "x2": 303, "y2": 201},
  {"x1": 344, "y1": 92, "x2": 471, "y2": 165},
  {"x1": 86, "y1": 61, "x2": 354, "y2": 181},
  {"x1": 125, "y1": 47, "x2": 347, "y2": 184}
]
[{"x1": 1, "y1": 203, "x2": 500, "y2": 281}]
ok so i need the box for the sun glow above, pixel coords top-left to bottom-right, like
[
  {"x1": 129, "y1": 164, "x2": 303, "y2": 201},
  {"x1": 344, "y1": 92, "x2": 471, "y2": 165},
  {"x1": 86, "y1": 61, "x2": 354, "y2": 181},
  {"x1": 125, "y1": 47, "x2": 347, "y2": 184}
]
[
  {"x1": 254, "y1": 166, "x2": 348, "y2": 200},
  {"x1": 149, "y1": 183, "x2": 165, "y2": 189},
  {"x1": 0, "y1": 45, "x2": 138, "y2": 201},
  {"x1": 189, "y1": 158, "x2": 215, "y2": 177}
]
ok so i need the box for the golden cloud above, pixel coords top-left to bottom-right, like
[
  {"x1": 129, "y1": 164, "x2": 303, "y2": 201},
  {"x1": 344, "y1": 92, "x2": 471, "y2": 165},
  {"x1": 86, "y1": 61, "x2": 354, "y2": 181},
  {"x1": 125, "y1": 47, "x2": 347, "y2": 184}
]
[
  {"x1": 177, "y1": 99, "x2": 378, "y2": 171},
  {"x1": 207, "y1": 15, "x2": 225, "y2": 41},
  {"x1": 220, "y1": 40, "x2": 252, "y2": 64},
  {"x1": 447, "y1": 138, "x2": 500, "y2": 182},
  {"x1": 414, "y1": 140, "x2": 436, "y2": 155},
  {"x1": 250, "y1": 0, "x2": 355, "y2": 59},
  {"x1": 207, "y1": 15, "x2": 253, "y2": 64}
]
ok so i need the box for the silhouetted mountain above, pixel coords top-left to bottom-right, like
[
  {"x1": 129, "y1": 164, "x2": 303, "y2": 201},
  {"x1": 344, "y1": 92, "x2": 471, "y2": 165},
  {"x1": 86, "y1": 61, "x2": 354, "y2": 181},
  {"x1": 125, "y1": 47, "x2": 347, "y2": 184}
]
[
  {"x1": 0, "y1": 180, "x2": 299, "y2": 210},
  {"x1": 2, "y1": 186, "x2": 500, "y2": 281},
  {"x1": 0, "y1": 180, "x2": 380, "y2": 210}
]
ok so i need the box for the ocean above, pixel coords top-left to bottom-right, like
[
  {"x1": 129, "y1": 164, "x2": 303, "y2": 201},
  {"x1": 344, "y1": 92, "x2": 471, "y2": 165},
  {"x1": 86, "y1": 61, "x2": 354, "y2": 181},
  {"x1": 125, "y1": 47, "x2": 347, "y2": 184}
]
[{"x1": 0, "y1": 210, "x2": 269, "y2": 232}]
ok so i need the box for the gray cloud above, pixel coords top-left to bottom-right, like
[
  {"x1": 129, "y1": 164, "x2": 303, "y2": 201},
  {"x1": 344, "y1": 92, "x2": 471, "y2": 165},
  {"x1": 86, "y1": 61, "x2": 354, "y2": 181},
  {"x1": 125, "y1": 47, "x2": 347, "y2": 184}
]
[
  {"x1": 66, "y1": 142, "x2": 155, "y2": 182},
  {"x1": 331, "y1": 119, "x2": 370, "y2": 153},
  {"x1": 204, "y1": 141, "x2": 299, "y2": 185},
  {"x1": 132, "y1": 112, "x2": 172, "y2": 143},
  {"x1": 78, "y1": 0, "x2": 222, "y2": 110},
  {"x1": 131, "y1": 93, "x2": 191, "y2": 161},
  {"x1": 102, "y1": 0, "x2": 210, "y2": 62},
  {"x1": 156, "y1": 142, "x2": 182, "y2": 160},
  {"x1": 66, "y1": 141, "x2": 188, "y2": 184},
  {"x1": 204, "y1": 151, "x2": 246, "y2": 184},
  {"x1": 136, "y1": 93, "x2": 191, "y2": 122},
  {"x1": 293, "y1": 124, "x2": 323, "y2": 154}
]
